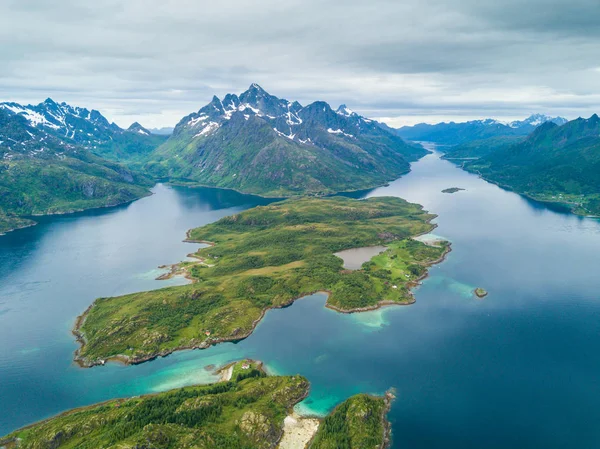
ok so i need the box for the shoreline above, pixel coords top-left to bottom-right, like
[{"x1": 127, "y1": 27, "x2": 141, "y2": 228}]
[
  {"x1": 447, "y1": 160, "x2": 599, "y2": 218},
  {"x1": 164, "y1": 165, "x2": 416, "y2": 200},
  {"x1": 2, "y1": 359, "x2": 393, "y2": 449},
  {"x1": 73, "y1": 233, "x2": 451, "y2": 368},
  {"x1": 72, "y1": 214, "x2": 449, "y2": 368},
  {"x1": 0, "y1": 190, "x2": 153, "y2": 237}
]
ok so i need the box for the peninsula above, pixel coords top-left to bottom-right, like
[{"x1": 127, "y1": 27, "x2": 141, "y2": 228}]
[
  {"x1": 0, "y1": 360, "x2": 392, "y2": 449},
  {"x1": 73, "y1": 196, "x2": 450, "y2": 367}
]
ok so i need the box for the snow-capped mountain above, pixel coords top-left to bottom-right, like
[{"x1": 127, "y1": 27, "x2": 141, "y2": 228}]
[
  {"x1": 0, "y1": 107, "x2": 151, "y2": 232},
  {"x1": 0, "y1": 99, "x2": 166, "y2": 161},
  {"x1": 149, "y1": 84, "x2": 426, "y2": 196},
  {"x1": 128, "y1": 122, "x2": 152, "y2": 136},
  {"x1": 394, "y1": 114, "x2": 569, "y2": 145},
  {"x1": 508, "y1": 114, "x2": 568, "y2": 129},
  {"x1": 0, "y1": 98, "x2": 119, "y2": 146},
  {"x1": 172, "y1": 84, "x2": 404, "y2": 147}
]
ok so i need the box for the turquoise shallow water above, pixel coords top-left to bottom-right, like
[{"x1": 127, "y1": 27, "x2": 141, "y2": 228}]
[{"x1": 3, "y1": 149, "x2": 600, "y2": 448}]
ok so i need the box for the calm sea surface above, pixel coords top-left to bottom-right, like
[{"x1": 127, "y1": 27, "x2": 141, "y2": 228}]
[{"x1": 2, "y1": 148, "x2": 600, "y2": 448}]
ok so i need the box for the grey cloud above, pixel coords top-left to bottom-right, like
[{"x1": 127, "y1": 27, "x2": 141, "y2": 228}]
[{"x1": 0, "y1": 0, "x2": 598, "y2": 128}]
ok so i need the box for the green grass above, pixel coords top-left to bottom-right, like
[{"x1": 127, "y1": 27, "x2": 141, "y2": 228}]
[
  {"x1": 310, "y1": 394, "x2": 389, "y2": 449},
  {"x1": 75, "y1": 196, "x2": 448, "y2": 366}
]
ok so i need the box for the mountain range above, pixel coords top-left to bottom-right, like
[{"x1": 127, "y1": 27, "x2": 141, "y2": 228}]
[
  {"x1": 146, "y1": 84, "x2": 427, "y2": 196},
  {"x1": 393, "y1": 114, "x2": 568, "y2": 146},
  {"x1": 4, "y1": 83, "x2": 594, "y2": 228},
  {"x1": 462, "y1": 114, "x2": 600, "y2": 215},
  {"x1": 0, "y1": 105, "x2": 153, "y2": 234},
  {"x1": 0, "y1": 99, "x2": 167, "y2": 164},
  {"x1": 0, "y1": 85, "x2": 430, "y2": 231}
]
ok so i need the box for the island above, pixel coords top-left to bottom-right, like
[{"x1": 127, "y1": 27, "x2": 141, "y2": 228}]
[
  {"x1": 73, "y1": 196, "x2": 451, "y2": 367},
  {"x1": 474, "y1": 288, "x2": 488, "y2": 298},
  {"x1": 441, "y1": 187, "x2": 465, "y2": 194},
  {"x1": 0, "y1": 360, "x2": 392, "y2": 449}
]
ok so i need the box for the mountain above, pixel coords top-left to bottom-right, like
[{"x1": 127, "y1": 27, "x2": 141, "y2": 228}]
[
  {"x1": 127, "y1": 121, "x2": 152, "y2": 135},
  {"x1": 148, "y1": 126, "x2": 174, "y2": 135},
  {"x1": 442, "y1": 135, "x2": 526, "y2": 160},
  {"x1": 393, "y1": 114, "x2": 568, "y2": 146},
  {"x1": 146, "y1": 84, "x2": 427, "y2": 196},
  {"x1": 0, "y1": 108, "x2": 152, "y2": 234},
  {"x1": 463, "y1": 114, "x2": 600, "y2": 215},
  {"x1": 0, "y1": 99, "x2": 167, "y2": 164},
  {"x1": 508, "y1": 113, "x2": 568, "y2": 129}
]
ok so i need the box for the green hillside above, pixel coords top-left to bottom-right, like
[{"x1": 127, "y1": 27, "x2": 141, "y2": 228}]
[
  {"x1": 464, "y1": 115, "x2": 600, "y2": 215},
  {"x1": 0, "y1": 109, "x2": 152, "y2": 233}
]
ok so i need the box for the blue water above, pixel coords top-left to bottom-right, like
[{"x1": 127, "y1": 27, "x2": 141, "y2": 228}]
[{"x1": 3, "y1": 150, "x2": 600, "y2": 448}]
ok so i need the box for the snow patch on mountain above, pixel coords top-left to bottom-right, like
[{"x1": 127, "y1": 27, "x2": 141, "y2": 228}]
[
  {"x1": 194, "y1": 122, "x2": 220, "y2": 138},
  {"x1": 328, "y1": 128, "x2": 354, "y2": 138},
  {"x1": 273, "y1": 128, "x2": 296, "y2": 140}
]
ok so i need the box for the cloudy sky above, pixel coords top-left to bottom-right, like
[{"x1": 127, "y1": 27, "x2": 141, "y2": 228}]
[{"x1": 1, "y1": 0, "x2": 599, "y2": 128}]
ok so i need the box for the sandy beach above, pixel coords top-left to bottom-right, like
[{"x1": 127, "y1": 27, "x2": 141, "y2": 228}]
[{"x1": 278, "y1": 413, "x2": 320, "y2": 449}]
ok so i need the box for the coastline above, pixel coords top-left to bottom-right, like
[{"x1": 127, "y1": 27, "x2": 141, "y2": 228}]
[
  {"x1": 449, "y1": 161, "x2": 599, "y2": 218},
  {"x1": 164, "y1": 164, "x2": 416, "y2": 201},
  {"x1": 0, "y1": 190, "x2": 153, "y2": 237},
  {"x1": 2, "y1": 359, "x2": 393, "y2": 449},
  {"x1": 72, "y1": 235, "x2": 451, "y2": 368},
  {"x1": 0, "y1": 218, "x2": 37, "y2": 236}
]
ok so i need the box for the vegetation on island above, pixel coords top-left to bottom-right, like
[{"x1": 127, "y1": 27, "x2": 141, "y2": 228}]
[
  {"x1": 0, "y1": 361, "x2": 302, "y2": 449},
  {"x1": 310, "y1": 393, "x2": 391, "y2": 449},
  {"x1": 74, "y1": 196, "x2": 449, "y2": 366},
  {"x1": 0, "y1": 361, "x2": 391, "y2": 449}
]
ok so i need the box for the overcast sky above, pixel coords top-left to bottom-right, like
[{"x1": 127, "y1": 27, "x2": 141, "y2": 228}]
[{"x1": 1, "y1": 0, "x2": 599, "y2": 128}]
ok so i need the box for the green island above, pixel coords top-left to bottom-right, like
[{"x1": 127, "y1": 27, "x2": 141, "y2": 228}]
[
  {"x1": 0, "y1": 360, "x2": 392, "y2": 449},
  {"x1": 73, "y1": 196, "x2": 450, "y2": 367}
]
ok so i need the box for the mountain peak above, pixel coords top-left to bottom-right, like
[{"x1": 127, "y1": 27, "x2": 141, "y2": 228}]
[
  {"x1": 127, "y1": 122, "x2": 151, "y2": 135},
  {"x1": 248, "y1": 83, "x2": 265, "y2": 92},
  {"x1": 336, "y1": 104, "x2": 357, "y2": 117}
]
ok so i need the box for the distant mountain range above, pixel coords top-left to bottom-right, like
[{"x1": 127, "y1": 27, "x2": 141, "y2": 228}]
[
  {"x1": 393, "y1": 114, "x2": 568, "y2": 146},
  {"x1": 146, "y1": 84, "x2": 426, "y2": 196},
  {"x1": 0, "y1": 104, "x2": 153, "y2": 234},
  {"x1": 148, "y1": 127, "x2": 174, "y2": 135},
  {"x1": 0, "y1": 99, "x2": 167, "y2": 164},
  {"x1": 461, "y1": 114, "x2": 600, "y2": 215}
]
